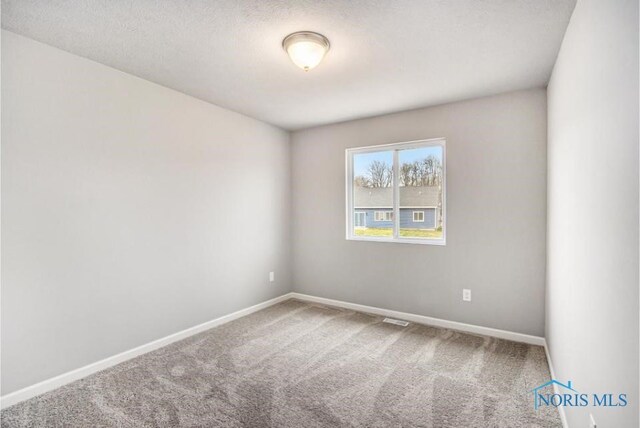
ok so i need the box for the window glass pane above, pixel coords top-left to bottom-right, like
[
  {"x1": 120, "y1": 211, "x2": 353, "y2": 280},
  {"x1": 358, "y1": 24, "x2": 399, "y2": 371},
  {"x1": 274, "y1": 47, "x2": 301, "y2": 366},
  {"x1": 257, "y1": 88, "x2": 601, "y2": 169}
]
[
  {"x1": 353, "y1": 151, "x2": 393, "y2": 237},
  {"x1": 398, "y1": 146, "x2": 444, "y2": 240}
]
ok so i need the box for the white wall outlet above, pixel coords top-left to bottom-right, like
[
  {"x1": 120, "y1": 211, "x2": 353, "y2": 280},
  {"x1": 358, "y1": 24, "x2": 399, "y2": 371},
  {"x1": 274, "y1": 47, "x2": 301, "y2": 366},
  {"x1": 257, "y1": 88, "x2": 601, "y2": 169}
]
[
  {"x1": 462, "y1": 289, "x2": 471, "y2": 302},
  {"x1": 589, "y1": 413, "x2": 596, "y2": 428},
  {"x1": 269, "y1": 272, "x2": 275, "y2": 282}
]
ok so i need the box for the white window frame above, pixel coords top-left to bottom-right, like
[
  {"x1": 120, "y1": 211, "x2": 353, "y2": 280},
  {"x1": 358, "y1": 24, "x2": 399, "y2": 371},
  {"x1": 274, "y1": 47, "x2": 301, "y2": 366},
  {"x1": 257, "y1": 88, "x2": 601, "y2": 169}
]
[
  {"x1": 345, "y1": 138, "x2": 446, "y2": 246},
  {"x1": 384, "y1": 211, "x2": 393, "y2": 221},
  {"x1": 413, "y1": 211, "x2": 425, "y2": 222}
]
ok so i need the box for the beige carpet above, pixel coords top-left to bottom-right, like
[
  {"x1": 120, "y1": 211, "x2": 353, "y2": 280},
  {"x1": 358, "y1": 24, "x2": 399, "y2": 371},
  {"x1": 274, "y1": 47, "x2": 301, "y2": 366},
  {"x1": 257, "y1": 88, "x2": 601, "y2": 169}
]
[{"x1": 1, "y1": 299, "x2": 561, "y2": 427}]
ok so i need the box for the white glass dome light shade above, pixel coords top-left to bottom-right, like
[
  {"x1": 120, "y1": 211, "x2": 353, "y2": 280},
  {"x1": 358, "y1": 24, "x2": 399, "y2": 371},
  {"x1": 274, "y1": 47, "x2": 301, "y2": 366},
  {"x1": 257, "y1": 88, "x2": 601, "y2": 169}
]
[{"x1": 282, "y1": 31, "x2": 330, "y2": 71}]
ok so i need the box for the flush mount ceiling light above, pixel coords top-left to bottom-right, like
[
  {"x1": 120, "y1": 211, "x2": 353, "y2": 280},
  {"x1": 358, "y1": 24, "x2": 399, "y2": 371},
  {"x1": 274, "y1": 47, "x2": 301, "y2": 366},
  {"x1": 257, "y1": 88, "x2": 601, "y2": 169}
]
[{"x1": 282, "y1": 31, "x2": 330, "y2": 72}]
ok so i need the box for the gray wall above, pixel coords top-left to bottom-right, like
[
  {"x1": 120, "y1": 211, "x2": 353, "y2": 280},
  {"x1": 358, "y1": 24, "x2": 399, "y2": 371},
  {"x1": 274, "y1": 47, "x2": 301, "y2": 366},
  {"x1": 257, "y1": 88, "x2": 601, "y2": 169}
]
[
  {"x1": 1, "y1": 31, "x2": 291, "y2": 395},
  {"x1": 546, "y1": 0, "x2": 639, "y2": 427},
  {"x1": 291, "y1": 89, "x2": 547, "y2": 336}
]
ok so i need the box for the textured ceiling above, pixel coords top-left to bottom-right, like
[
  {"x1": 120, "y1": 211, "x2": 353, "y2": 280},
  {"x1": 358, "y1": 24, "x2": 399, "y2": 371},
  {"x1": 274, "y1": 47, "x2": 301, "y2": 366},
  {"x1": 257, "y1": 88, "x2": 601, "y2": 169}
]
[{"x1": 2, "y1": 0, "x2": 576, "y2": 130}]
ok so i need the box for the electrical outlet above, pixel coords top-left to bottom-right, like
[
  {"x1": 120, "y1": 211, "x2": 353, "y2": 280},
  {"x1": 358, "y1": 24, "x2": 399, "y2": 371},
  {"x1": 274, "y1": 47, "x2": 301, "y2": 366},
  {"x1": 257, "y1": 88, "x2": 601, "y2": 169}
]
[
  {"x1": 269, "y1": 272, "x2": 275, "y2": 282},
  {"x1": 462, "y1": 289, "x2": 471, "y2": 302},
  {"x1": 589, "y1": 414, "x2": 596, "y2": 428}
]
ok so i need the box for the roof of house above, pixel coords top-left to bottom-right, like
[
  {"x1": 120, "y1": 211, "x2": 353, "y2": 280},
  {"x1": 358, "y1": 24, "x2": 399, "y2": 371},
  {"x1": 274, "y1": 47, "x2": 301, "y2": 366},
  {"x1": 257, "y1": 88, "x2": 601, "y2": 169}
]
[{"x1": 354, "y1": 186, "x2": 440, "y2": 208}]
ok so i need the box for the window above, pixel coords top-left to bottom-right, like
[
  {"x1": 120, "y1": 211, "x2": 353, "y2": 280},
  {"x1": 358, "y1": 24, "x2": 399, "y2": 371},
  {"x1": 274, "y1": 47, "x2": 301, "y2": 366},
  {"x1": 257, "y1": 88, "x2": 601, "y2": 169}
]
[
  {"x1": 374, "y1": 211, "x2": 393, "y2": 221},
  {"x1": 346, "y1": 138, "x2": 445, "y2": 245},
  {"x1": 354, "y1": 212, "x2": 366, "y2": 228}
]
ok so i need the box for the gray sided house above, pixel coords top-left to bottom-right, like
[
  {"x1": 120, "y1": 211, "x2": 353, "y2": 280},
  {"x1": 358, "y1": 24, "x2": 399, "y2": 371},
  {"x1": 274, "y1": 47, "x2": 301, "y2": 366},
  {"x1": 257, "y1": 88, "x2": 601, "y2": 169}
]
[{"x1": 353, "y1": 186, "x2": 441, "y2": 229}]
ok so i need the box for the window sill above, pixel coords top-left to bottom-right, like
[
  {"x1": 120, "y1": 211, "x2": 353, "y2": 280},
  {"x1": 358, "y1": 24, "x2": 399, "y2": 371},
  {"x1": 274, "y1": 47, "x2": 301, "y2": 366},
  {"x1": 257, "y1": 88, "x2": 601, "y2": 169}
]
[{"x1": 346, "y1": 236, "x2": 446, "y2": 246}]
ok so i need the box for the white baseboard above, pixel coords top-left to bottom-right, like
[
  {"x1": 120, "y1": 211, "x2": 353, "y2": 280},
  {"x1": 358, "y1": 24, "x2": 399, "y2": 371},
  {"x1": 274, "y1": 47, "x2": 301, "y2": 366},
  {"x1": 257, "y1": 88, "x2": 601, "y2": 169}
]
[
  {"x1": 2, "y1": 291, "x2": 550, "y2": 413},
  {"x1": 544, "y1": 340, "x2": 569, "y2": 428},
  {"x1": 290, "y1": 292, "x2": 546, "y2": 346},
  {"x1": 0, "y1": 293, "x2": 294, "y2": 410},
  {"x1": 293, "y1": 293, "x2": 563, "y2": 423}
]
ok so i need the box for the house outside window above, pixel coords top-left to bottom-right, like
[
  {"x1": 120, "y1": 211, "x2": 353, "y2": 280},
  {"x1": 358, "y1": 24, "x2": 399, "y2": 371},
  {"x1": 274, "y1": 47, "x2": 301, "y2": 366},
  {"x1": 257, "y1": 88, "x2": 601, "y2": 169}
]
[{"x1": 346, "y1": 138, "x2": 445, "y2": 245}]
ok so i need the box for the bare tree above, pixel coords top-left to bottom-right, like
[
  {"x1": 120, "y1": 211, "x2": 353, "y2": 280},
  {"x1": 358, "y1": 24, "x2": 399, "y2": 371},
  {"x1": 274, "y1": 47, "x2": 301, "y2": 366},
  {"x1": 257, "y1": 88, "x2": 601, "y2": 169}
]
[
  {"x1": 399, "y1": 155, "x2": 442, "y2": 186},
  {"x1": 399, "y1": 163, "x2": 412, "y2": 186},
  {"x1": 367, "y1": 160, "x2": 392, "y2": 187},
  {"x1": 354, "y1": 175, "x2": 370, "y2": 187},
  {"x1": 357, "y1": 156, "x2": 442, "y2": 188}
]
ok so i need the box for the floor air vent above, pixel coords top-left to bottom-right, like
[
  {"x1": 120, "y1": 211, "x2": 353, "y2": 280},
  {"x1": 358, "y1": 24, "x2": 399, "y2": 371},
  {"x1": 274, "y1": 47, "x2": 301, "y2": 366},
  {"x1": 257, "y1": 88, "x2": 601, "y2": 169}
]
[{"x1": 383, "y1": 318, "x2": 409, "y2": 327}]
